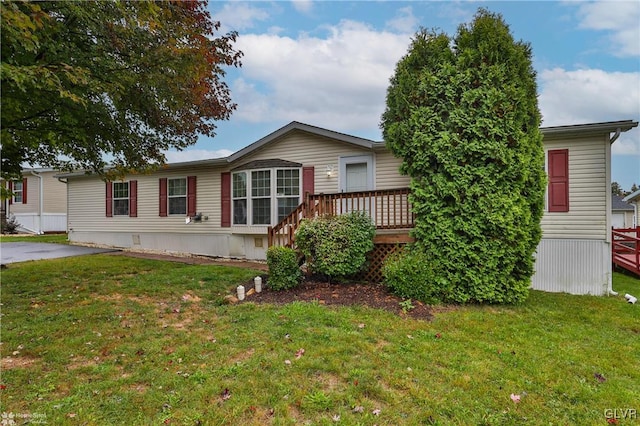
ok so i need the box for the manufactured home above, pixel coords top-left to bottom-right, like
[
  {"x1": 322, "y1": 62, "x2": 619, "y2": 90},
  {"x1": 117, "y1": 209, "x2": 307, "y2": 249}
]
[
  {"x1": 2, "y1": 168, "x2": 68, "y2": 234},
  {"x1": 60, "y1": 119, "x2": 638, "y2": 295}
]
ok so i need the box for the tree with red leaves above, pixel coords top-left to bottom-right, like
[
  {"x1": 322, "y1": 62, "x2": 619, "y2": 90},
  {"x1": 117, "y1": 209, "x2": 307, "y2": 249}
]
[{"x1": 1, "y1": 0, "x2": 242, "y2": 182}]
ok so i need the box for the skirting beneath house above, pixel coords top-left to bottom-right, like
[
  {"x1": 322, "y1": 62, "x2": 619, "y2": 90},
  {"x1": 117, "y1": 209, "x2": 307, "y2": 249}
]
[
  {"x1": 69, "y1": 231, "x2": 269, "y2": 260},
  {"x1": 532, "y1": 238, "x2": 611, "y2": 295}
]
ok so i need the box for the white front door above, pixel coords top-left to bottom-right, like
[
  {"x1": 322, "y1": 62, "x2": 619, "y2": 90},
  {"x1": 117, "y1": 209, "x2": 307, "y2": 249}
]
[
  {"x1": 346, "y1": 162, "x2": 369, "y2": 192},
  {"x1": 338, "y1": 155, "x2": 375, "y2": 219}
]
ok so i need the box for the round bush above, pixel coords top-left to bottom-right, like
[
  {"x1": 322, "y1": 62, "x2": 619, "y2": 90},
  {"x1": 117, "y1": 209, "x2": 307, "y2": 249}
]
[
  {"x1": 266, "y1": 246, "x2": 302, "y2": 291},
  {"x1": 382, "y1": 248, "x2": 441, "y2": 304}
]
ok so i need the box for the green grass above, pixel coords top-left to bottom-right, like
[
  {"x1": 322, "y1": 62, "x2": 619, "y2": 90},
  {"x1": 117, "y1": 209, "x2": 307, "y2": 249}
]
[
  {"x1": 1, "y1": 255, "x2": 639, "y2": 425},
  {"x1": 0, "y1": 233, "x2": 69, "y2": 244}
]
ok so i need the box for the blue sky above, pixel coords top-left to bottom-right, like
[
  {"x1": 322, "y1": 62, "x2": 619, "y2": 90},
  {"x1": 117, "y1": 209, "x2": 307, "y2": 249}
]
[{"x1": 166, "y1": 0, "x2": 640, "y2": 190}]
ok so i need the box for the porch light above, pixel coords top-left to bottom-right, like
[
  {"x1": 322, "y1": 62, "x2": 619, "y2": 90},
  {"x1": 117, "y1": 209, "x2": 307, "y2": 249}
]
[{"x1": 326, "y1": 165, "x2": 334, "y2": 177}]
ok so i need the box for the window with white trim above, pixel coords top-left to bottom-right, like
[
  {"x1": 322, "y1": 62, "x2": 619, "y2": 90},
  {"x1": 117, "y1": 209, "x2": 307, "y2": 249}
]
[
  {"x1": 12, "y1": 181, "x2": 23, "y2": 203},
  {"x1": 113, "y1": 182, "x2": 129, "y2": 216},
  {"x1": 277, "y1": 169, "x2": 300, "y2": 221},
  {"x1": 232, "y1": 172, "x2": 247, "y2": 224},
  {"x1": 232, "y1": 168, "x2": 301, "y2": 225},
  {"x1": 168, "y1": 178, "x2": 187, "y2": 215}
]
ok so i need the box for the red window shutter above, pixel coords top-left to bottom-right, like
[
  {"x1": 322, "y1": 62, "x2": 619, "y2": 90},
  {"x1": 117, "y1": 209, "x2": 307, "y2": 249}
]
[
  {"x1": 548, "y1": 149, "x2": 569, "y2": 212},
  {"x1": 22, "y1": 177, "x2": 27, "y2": 204},
  {"x1": 129, "y1": 180, "x2": 138, "y2": 218},
  {"x1": 159, "y1": 178, "x2": 167, "y2": 217},
  {"x1": 8, "y1": 181, "x2": 12, "y2": 205},
  {"x1": 106, "y1": 182, "x2": 113, "y2": 217},
  {"x1": 187, "y1": 176, "x2": 197, "y2": 216},
  {"x1": 302, "y1": 166, "x2": 315, "y2": 196},
  {"x1": 221, "y1": 172, "x2": 231, "y2": 227}
]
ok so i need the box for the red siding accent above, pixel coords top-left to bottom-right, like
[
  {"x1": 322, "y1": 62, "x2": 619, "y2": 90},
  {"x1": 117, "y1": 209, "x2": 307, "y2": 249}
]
[
  {"x1": 21, "y1": 177, "x2": 27, "y2": 204},
  {"x1": 129, "y1": 180, "x2": 138, "y2": 217},
  {"x1": 8, "y1": 181, "x2": 12, "y2": 205},
  {"x1": 187, "y1": 176, "x2": 197, "y2": 216},
  {"x1": 302, "y1": 166, "x2": 315, "y2": 196},
  {"x1": 221, "y1": 172, "x2": 231, "y2": 227},
  {"x1": 548, "y1": 149, "x2": 569, "y2": 212},
  {"x1": 105, "y1": 182, "x2": 113, "y2": 217},
  {"x1": 159, "y1": 178, "x2": 168, "y2": 217}
]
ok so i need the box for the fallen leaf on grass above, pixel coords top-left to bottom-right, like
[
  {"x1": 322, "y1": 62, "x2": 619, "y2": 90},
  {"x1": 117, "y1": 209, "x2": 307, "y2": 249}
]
[
  {"x1": 221, "y1": 388, "x2": 231, "y2": 401},
  {"x1": 594, "y1": 372, "x2": 606, "y2": 383}
]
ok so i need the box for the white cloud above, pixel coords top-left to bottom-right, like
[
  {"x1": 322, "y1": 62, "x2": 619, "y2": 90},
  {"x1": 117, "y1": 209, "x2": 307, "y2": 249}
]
[
  {"x1": 574, "y1": 1, "x2": 640, "y2": 57},
  {"x1": 211, "y1": 3, "x2": 270, "y2": 33},
  {"x1": 291, "y1": 0, "x2": 313, "y2": 14},
  {"x1": 230, "y1": 20, "x2": 412, "y2": 136},
  {"x1": 611, "y1": 135, "x2": 639, "y2": 155},
  {"x1": 539, "y1": 68, "x2": 640, "y2": 126},
  {"x1": 539, "y1": 67, "x2": 640, "y2": 156},
  {"x1": 164, "y1": 149, "x2": 233, "y2": 164},
  {"x1": 385, "y1": 6, "x2": 418, "y2": 33}
]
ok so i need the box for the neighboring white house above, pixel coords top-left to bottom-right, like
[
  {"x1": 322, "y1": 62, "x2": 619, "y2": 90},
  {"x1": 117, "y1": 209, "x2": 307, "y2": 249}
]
[
  {"x1": 2, "y1": 168, "x2": 68, "y2": 234},
  {"x1": 612, "y1": 195, "x2": 635, "y2": 228},
  {"x1": 60, "y1": 119, "x2": 638, "y2": 295},
  {"x1": 623, "y1": 189, "x2": 640, "y2": 228}
]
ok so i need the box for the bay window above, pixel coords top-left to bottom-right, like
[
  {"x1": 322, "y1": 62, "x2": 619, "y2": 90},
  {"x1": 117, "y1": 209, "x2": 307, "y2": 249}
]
[{"x1": 232, "y1": 168, "x2": 300, "y2": 225}]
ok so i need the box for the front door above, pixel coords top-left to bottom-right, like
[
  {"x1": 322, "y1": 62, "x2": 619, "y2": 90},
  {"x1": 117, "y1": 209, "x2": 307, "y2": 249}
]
[{"x1": 339, "y1": 155, "x2": 374, "y2": 219}]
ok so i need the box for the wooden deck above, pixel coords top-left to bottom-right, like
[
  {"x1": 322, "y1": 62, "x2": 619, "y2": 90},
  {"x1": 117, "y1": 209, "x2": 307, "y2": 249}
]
[
  {"x1": 268, "y1": 188, "x2": 414, "y2": 282},
  {"x1": 612, "y1": 227, "x2": 640, "y2": 276}
]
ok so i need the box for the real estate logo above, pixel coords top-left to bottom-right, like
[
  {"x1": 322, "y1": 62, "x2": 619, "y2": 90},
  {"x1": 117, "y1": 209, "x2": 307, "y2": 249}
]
[{"x1": 604, "y1": 408, "x2": 637, "y2": 421}]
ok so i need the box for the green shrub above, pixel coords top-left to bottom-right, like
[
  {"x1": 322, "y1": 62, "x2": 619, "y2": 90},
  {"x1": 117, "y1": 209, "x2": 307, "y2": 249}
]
[
  {"x1": 266, "y1": 246, "x2": 302, "y2": 291},
  {"x1": 380, "y1": 10, "x2": 545, "y2": 304},
  {"x1": 1, "y1": 214, "x2": 21, "y2": 234},
  {"x1": 382, "y1": 247, "x2": 441, "y2": 305},
  {"x1": 295, "y1": 211, "x2": 375, "y2": 280}
]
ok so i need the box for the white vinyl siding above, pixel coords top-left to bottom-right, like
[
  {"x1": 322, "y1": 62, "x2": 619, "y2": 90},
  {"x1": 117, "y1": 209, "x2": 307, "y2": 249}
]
[{"x1": 541, "y1": 136, "x2": 608, "y2": 240}]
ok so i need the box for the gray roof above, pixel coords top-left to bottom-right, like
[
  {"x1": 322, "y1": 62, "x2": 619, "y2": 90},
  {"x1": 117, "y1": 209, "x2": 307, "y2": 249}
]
[
  {"x1": 612, "y1": 195, "x2": 634, "y2": 211},
  {"x1": 541, "y1": 120, "x2": 638, "y2": 139}
]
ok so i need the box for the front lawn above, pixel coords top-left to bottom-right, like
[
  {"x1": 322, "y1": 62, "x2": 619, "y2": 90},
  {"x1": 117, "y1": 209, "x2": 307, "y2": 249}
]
[{"x1": 1, "y1": 256, "x2": 638, "y2": 425}]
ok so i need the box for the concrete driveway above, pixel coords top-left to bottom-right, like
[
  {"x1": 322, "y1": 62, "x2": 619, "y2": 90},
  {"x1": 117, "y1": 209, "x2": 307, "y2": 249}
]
[{"x1": 1, "y1": 242, "x2": 118, "y2": 264}]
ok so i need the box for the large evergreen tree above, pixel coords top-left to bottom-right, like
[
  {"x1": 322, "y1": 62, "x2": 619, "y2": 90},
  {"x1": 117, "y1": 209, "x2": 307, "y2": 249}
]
[
  {"x1": 381, "y1": 9, "x2": 546, "y2": 303},
  {"x1": 1, "y1": 0, "x2": 242, "y2": 182}
]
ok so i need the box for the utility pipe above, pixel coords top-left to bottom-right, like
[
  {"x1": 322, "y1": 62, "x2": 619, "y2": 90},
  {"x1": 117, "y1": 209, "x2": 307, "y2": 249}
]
[
  {"x1": 610, "y1": 127, "x2": 622, "y2": 144},
  {"x1": 29, "y1": 170, "x2": 44, "y2": 234}
]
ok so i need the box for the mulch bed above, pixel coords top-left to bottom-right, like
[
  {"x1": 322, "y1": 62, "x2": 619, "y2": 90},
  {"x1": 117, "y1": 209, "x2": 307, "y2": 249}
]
[
  {"x1": 241, "y1": 276, "x2": 434, "y2": 321},
  {"x1": 113, "y1": 251, "x2": 433, "y2": 320}
]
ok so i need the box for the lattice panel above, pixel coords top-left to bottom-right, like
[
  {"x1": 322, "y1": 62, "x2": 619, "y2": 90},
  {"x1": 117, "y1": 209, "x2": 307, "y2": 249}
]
[{"x1": 358, "y1": 242, "x2": 408, "y2": 283}]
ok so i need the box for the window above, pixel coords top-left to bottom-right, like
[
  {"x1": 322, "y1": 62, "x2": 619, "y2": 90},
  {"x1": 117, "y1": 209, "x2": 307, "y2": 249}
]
[
  {"x1": 232, "y1": 172, "x2": 247, "y2": 224},
  {"x1": 113, "y1": 182, "x2": 129, "y2": 216},
  {"x1": 231, "y1": 168, "x2": 300, "y2": 225},
  {"x1": 252, "y1": 170, "x2": 271, "y2": 225},
  {"x1": 277, "y1": 169, "x2": 300, "y2": 221},
  {"x1": 168, "y1": 178, "x2": 187, "y2": 215},
  {"x1": 12, "y1": 181, "x2": 23, "y2": 203}
]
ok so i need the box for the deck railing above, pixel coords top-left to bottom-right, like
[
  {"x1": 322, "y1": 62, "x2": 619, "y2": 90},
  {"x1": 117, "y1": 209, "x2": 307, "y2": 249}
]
[
  {"x1": 612, "y1": 227, "x2": 640, "y2": 276},
  {"x1": 268, "y1": 188, "x2": 414, "y2": 248}
]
